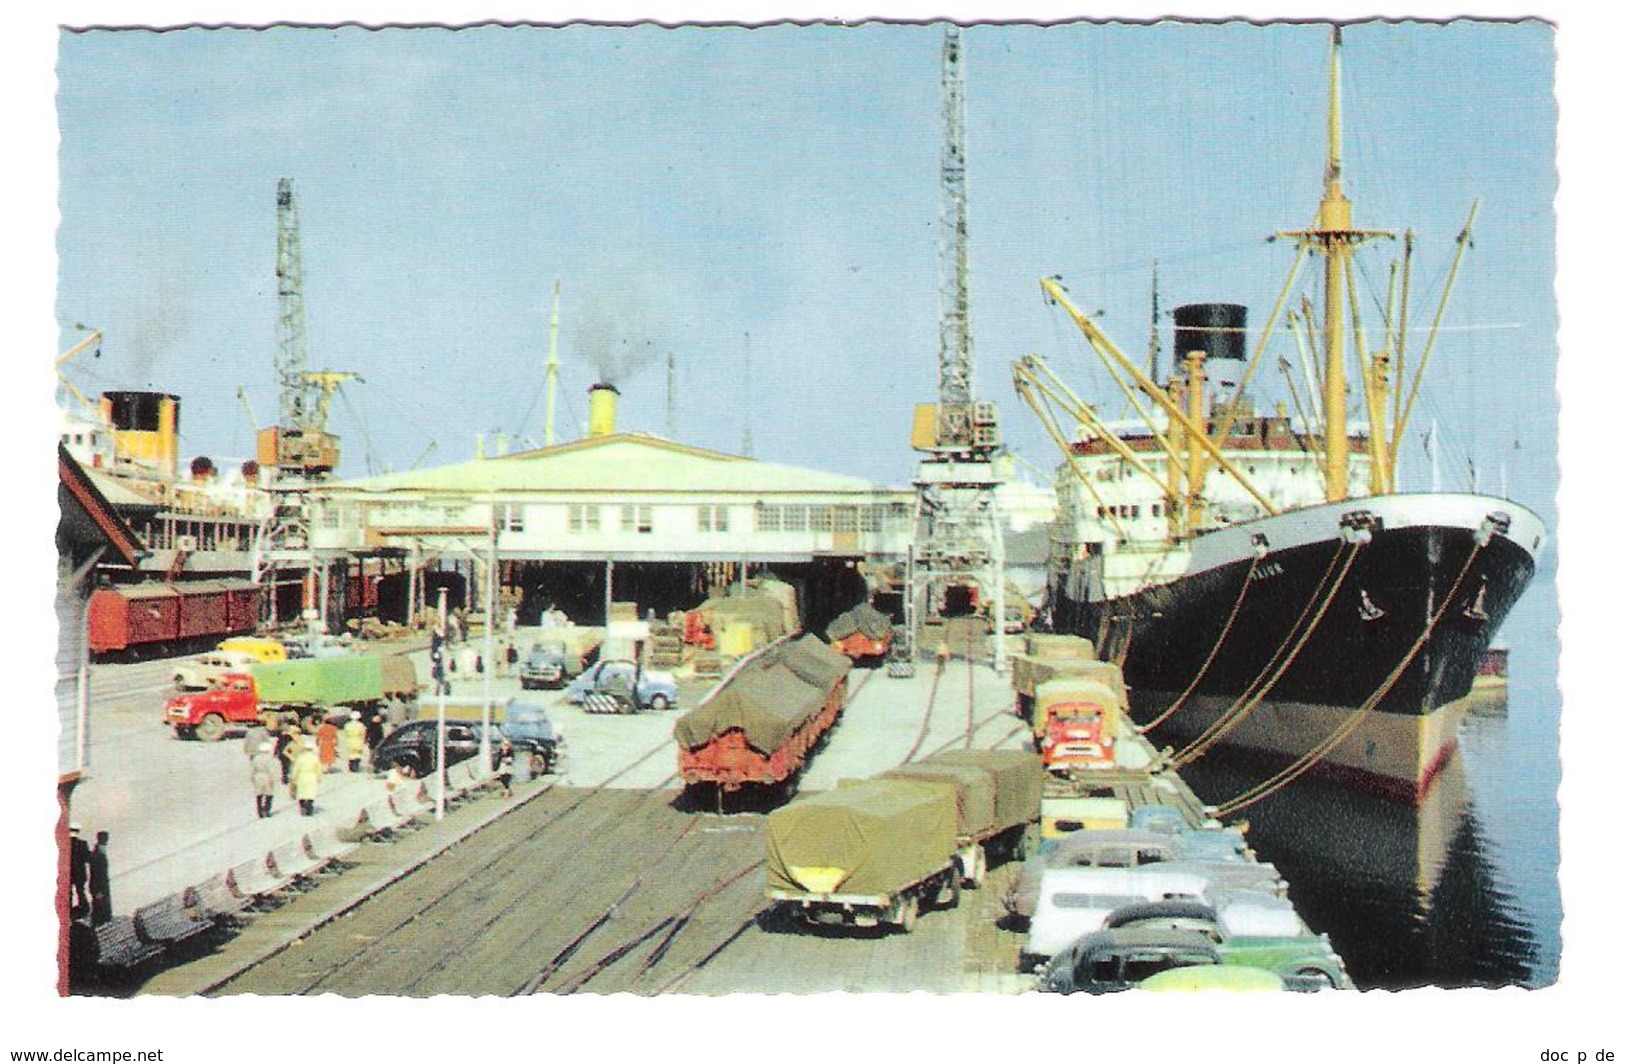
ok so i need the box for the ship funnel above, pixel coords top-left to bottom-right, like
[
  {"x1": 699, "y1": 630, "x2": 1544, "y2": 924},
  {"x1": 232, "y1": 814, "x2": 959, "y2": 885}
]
[
  {"x1": 588, "y1": 382, "x2": 620, "y2": 437},
  {"x1": 101, "y1": 390, "x2": 180, "y2": 480},
  {"x1": 1174, "y1": 303, "x2": 1247, "y2": 396},
  {"x1": 1173, "y1": 303, "x2": 1247, "y2": 362}
]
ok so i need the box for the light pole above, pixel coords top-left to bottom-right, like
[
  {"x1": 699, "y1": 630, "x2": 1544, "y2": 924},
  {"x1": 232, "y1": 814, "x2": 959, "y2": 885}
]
[
  {"x1": 480, "y1": 501, "x2": 497, "y2": 773},
  {"x1": 434, "y1": 585, "x2": 448, "y2": 822}
]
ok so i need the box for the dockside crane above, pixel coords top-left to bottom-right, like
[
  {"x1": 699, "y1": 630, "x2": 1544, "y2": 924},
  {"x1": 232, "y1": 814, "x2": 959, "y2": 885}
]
[
  {"x1": 905, "y1": 25, "x2": 1008, "y2": 672},
  {"x1": 253, "y1": 178, "x2": 363, "y2": 631}
]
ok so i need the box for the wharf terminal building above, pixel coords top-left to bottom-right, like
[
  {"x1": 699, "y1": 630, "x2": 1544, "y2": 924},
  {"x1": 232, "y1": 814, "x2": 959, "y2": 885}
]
[{"x1": 308, "y1": 394, "x2": 919, "y2": 634}]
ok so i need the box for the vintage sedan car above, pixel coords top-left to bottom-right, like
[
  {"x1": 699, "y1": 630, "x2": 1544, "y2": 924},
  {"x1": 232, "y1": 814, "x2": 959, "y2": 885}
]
[
  {"x1": 172, "y1": 650, "x2": 258, "y2": 691},
  {"x1": 562, "y1": 660, "x2": 678, "y2": 712},
  {"x1": 1039, "y1": 928, "x2": 1223, "y2": 994},
  {"x1": 371, "y1": 719, "x2": 498, "y2": 777},
  {"x1": 1040, "y1": 925, "x2": 1349, "y2": 994}
]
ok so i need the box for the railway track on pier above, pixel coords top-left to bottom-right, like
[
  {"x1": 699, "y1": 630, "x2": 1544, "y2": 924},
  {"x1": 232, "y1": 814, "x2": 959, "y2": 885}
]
[{"x1": 185, "y1": 651, "x2": 1033, "y2": 997}]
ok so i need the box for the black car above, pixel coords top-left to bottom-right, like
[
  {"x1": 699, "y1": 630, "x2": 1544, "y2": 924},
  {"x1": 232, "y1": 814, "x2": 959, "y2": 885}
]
[
  {"x1": 519, "y1": 642, "x2": 570, "y2": 690},
  {"x1": 371, "y1": 720, "x2": 499, "y2": 777},
  {"x1": 373, "y1": 710, "x2": 564, "y2": 777},
  {"x1": 500, "y1": 703, "x2": 565, "y2": 774}
]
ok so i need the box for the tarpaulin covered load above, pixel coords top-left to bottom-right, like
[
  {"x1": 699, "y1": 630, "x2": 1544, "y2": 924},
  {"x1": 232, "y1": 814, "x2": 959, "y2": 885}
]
[
  {"x1": 1036, "y1": 677, "x2": 1121, "y2": 732},
  {"x1": 922, "y1": 749, "x2": 1044, "y2": 833},
  {"x1": 881, "y1": 761, "x2": 996, "y2": 840},
  {"x1": 673, "y1": 661, "x2": 825, "y2": 754},
  {"x1": 825, "y1": 602, "x2": 892, "y2": 642},
  {"x1": 1024, "y1": 634, "x2": 1096, "y2": 660},
  {"x1": 759, "y1": 634, "x2": 851, "y2": 693},
  {"x1": 250, "y1": 656, "x2": 405, "y2": 705},
  {"x1": 1012, "y1": 655, "x2": 1127, "y2": 703},
  {"x1": 699, "y1": 591, "x2": 790, "y2": 643},
  {"x1": 766, "y1": 778, "x2": 959, "y2": 897}
]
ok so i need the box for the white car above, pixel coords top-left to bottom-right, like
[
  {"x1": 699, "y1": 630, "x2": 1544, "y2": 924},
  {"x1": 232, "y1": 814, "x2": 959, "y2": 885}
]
[
  {"x1": 1021, "y1": 861, "x2": 1287, "y2": 967},
  {"x1": 172, "y1": 650, "x2": 258, "y2": 691}
]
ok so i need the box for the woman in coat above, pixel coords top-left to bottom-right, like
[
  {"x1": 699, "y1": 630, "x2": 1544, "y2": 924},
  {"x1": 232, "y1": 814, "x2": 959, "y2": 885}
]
[
  {"x1": 289, "y1": 738, "x2": 323, "y2": 816},
  {"x1": 250, "y1": 743, "x2": 279, "y2": 818},
  {"x1": 342, "y1": 710, "x2": 368, "y2": 772}
]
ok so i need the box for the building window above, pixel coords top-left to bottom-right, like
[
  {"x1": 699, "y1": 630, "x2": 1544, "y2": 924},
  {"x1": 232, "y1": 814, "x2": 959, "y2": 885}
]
[
  {"x1": 498, "y1": 504, "x2": 524, "y2": 533},
  {"x1": 758, "y1": 504, "x2": 782, "y2": 532},
  {"x1": 568, "y1": 504, "x2": 600, "y2": 533},
  {"x1": 783, "y1": 506, "x2": 808, "y2": 532},
  {"x1": 834, "y1": 506, "x2": 859, "y2": 533},
  {"x1": 697, "y1": 505, "x2": 731, "y2": 533},
  {"x1": 809, "y1": 506, "x2": 834, "y2": 532},
  {"x1": 620, "y1": 505, "x2": 654, "y2": 534},
  {"x1": 861, "y1": 505, "x2": 883, "y2": 533}
]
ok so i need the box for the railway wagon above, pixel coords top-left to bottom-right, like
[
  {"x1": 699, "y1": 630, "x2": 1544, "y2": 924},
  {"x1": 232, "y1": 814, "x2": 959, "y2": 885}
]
[
  {"x1": 676, "y1": 635, "x2": 850, "y2": 792},
  {"x1": 825, "y1": 602, "x2": 894, "y2": 664},
  {"x1": 88, "y1": 579, "x2": 261, "y2": 655}
]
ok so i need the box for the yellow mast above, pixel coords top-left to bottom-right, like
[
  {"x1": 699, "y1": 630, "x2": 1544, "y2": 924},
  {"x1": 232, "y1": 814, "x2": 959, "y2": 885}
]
[
  {"x1": 1184, "y1": 351, "x2": 1208, "y2": 534},
  {"x1": 1319, "y1": 27, "x2": 1352, "y2": 501},
  {"x1": 1279, "y1": 27, "x2": 1390, "y2": 502}
]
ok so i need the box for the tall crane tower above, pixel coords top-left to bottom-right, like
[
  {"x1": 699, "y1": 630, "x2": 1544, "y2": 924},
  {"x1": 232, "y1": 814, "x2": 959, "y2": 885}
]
[
  {"x1": 905, "y1": 25, "x2": 1008, "y2": 672},
  {"x1": 254, "y1": 178, "x2": 361, "y2": 630}
]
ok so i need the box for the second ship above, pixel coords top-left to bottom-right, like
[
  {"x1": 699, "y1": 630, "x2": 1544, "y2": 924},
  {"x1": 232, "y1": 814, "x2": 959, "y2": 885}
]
[{"x1": 1013, "y1": 28, "x2": 1544, "y2": 805}]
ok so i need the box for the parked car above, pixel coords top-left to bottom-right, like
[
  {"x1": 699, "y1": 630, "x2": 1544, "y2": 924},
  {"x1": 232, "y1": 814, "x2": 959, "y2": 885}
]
[
  {"x1": 371, "y1": 719, "x2": 499, "y2": 777},
  {"x1": 562, "y1": 660, "x2": 678, "y2": 712},
  {"x1": 501, "y1": 703, "x2": 565, "y2": 774},
  {"x1": 1039, "y1": 928, "x2": 1223, "y2": 994},
  {"x1": 1040, "y1": 922, "x2": 1351, "y2": 993},
  {"x1": 1003, "y1": 830, "x2": 1183, "y2": 922},
  {"x1": 519, "y1": 641, "x2": 572, "y2": 690},
  {"x1": 172, "y1": 650, "x2": 258, "y2": 691}
]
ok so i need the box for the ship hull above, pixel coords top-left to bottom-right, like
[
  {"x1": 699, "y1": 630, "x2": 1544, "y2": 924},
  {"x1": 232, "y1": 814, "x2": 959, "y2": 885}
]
[{"x1": 1051, "y1": 494, "x2": 1542, "y2": 803}]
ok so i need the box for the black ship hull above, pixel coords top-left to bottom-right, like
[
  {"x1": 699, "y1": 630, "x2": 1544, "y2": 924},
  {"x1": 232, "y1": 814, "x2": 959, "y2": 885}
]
[{"x1": 1051, "y1": 494, "x2": 1543, "y2": 803}]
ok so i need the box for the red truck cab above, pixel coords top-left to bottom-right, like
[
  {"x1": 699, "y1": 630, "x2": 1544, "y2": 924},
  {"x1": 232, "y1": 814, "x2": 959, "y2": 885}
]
[
  {"x1": 1034, "y1": 677, "x2": 1120, "y2": 771},
  {"x1": 165, "y1": 672, "x2": 260, "y2": 741}
]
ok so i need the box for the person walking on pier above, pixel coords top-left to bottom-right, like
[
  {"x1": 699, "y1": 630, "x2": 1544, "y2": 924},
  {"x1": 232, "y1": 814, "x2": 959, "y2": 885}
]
[
  {"x1": 274, "y1": 724, "x2": 297, "y2": 785},
  {"x1": 366, "y1": 710, "x2": 386, "y2": 754},
  {"x1": 290, "y1": 738, "x2": 322, "y2": 816},
  {"x1": 87, "y1": 831, "x2": 112, "y2": 927},
  {"x1": 495, "y1": 739, "x2": 516, "y2": 798},
  {"x1": 342, "y1": 710, "x2": 368, "y2": 772},
  {"x1": 316, "y1": 717, "x2": 340, "y2": 773},
  {"x1": 251, "y1": 741, "x2": 278, "y2": 818}
]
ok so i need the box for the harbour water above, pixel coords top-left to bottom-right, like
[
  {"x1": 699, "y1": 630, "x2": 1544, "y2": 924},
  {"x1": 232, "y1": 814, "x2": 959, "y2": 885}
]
[{"x1": 1178, "y1": 572, "x2": 1561, "y2": 990}]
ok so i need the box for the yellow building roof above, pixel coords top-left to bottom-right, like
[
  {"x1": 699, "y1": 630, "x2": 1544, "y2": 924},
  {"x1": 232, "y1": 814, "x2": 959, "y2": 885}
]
[{"x1": 321, "y1": 433, "x2": 901, "y2": 498}]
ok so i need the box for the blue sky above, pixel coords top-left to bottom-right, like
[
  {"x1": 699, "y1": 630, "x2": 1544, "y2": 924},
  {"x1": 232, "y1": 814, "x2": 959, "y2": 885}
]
[
  {"x1": 53, "y1": 18, "x2": 1558, "y2": 525},
  {"x1": 17, "y1": 1, "x2": 1623, "y2": 1052}
]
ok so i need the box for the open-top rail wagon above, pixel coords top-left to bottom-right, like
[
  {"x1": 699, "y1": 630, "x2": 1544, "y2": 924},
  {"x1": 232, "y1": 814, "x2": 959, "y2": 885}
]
[{"x1": 675, "y1": 635, "x2": 850, "y2": 794}]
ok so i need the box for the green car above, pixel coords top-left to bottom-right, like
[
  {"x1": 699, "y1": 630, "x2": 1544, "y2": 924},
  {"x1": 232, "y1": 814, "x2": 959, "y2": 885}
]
[{"x1": 1040, "y1": 927, "x2": 1352, "y2": 994}]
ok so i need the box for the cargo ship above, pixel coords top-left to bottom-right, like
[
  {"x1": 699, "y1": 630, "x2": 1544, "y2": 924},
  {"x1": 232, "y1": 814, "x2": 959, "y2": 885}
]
[{"x1": 1014, "y1": 29, "x2": 1544, "y2": 804}]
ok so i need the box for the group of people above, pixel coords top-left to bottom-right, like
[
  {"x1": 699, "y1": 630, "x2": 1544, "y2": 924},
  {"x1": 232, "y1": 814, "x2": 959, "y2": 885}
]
[
  {"x1": 67, "y1": 824, "x2": 111, "y2": 927},
  {"x1": 246, "y1": 709, "x2": 390, "y2": 818}
]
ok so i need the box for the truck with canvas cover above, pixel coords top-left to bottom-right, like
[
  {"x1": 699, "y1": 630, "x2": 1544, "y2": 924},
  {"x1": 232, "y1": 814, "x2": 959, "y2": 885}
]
[
  {"x1": 163, "y1": 653, "x2": 418, "y2": 739},
  {"x1": 765, "y1": 778, "x2": 961, "y2": 932},
  {"x1": 824, "y1": 602, "x2": 894, "y2": 663},
  {"x1": 1034, "y1": 677, "x2": 1121, "y2": 770},
  {"x1": 675, "y1": 651, "x2": 844, "y2": 792},
  {"x1": 920, "y1": 748, "x2": 1045, "y2": 858},
  {"x1": 880, "y1": 760, "x2": 1002, "y2": 887},
  {"x1": 1011, "y1": 650, "x2": 1127, "y2": 723}
]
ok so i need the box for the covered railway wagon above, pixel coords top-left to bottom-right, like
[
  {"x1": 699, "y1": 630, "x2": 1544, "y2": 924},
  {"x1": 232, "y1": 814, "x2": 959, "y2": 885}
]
[
  {"x1": 676, "y1": 635, "x2": 850, "y2": 793},
  {"x1": 88, "y1": 579, "x2": 261, "y2": 655}
]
